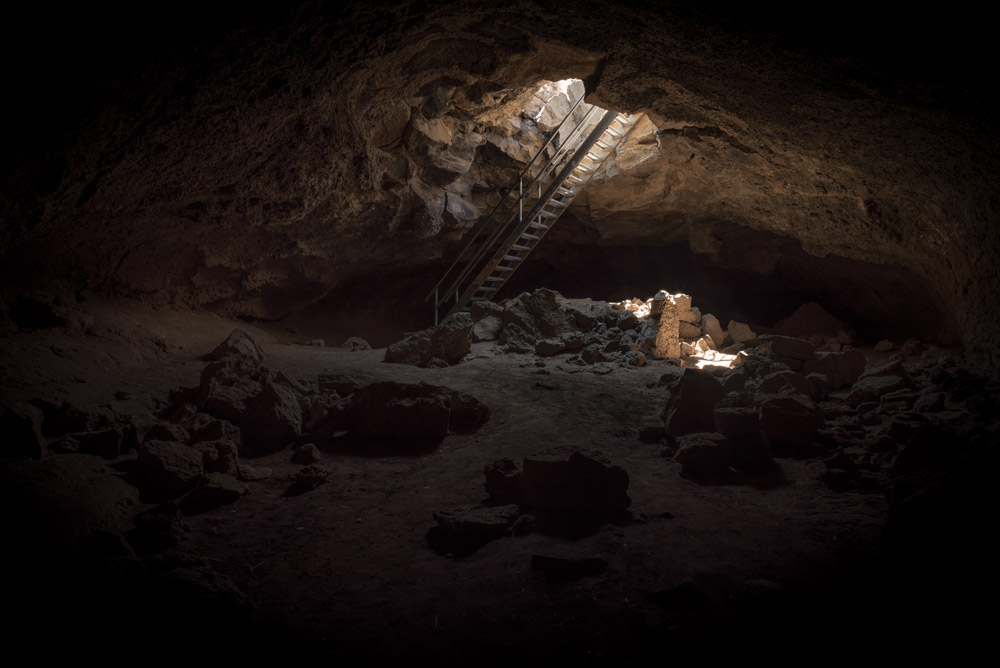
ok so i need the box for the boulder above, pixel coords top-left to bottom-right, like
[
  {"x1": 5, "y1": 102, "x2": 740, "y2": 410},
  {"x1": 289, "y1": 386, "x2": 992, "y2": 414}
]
[
  {"x1": 385, "y1": 312, "x2": 472, "y2": 366},
  {"x1": 501, "y1": 323, "x2": 536, "y2": 353},
  {"x1": 801, "y1": 350, "x2": 866, "y2": 390},
  {"x1": 846, "y1": 375, "x2": 910, "y2": 408},
  {"x1": 341, "y1": 336, "x2": 371, "y2": 351},
  {"x1": 484, "y1": 458, "x2": 523, "y2": 505},
  {"x1": 178, "y1": 474, "x2": 248, "y2": 515},
  {"x1": 291, "y1": 443, "x2": 322, "y2": 464},
  {"x1": 191, "y1": 438, "x2": 239, "y2": 474},
  {"x1": 352, "y1": 381, "x2": 452, "y2": 443},
  {"x1": 702, "y1": 314, "x2": 725, "y2": 348},
  {"x1": 241, "y1": 383, "x2": 303, "y2": 455},
  {"x1": 663, "y1": 368, "x2": 725, "y2": 437},
  {"x1": 714, "y1": 406, "x2": 760, "y2": 439},
  {"x1": 727, "y1": 320, "x2": 757, "y2": 344},
  {"x1": 773, "y1": 302, "x2": 849, "y2": 339},
  {"x1": 535, "y1": 338, "x2": 566, "y2": 356},
  {"x1": 137, "y1": 441, "x2": 205, "y2": 499},
  {"x1": 679, "y1": 307, "x2": 702, "y2": 325},
  {"x1": 679, "y1": 321, "x2": 702, "y2": 339},
  {"x1": 208, "y1": 329, "x2": 264, "y2": 364},
  {"x1": 317, "y1": 373, "x2": 360, "y2": 397},
  {"x1": 757, "y1": 394, "x2": 823, "y2": 454},
  {"x1": 448, "y1": 390, "x2": 491, "y2": 434},
  {"x1": 471, "y1": 315, "x2": 502, "y2": 342},
  {"x1": 0, "y1": 403, "x2": 47, "y2": 459},
  {"x1": 521, "y1": 451, "x2": 631, "y2": 513},
  {"x1": 757, "y1": 334, "x2": 815, "y2": 361},
  {"x1": 426, "y1": 504, "x2": 521, "y2": 557},
  {"x1": 674, "y1": 432, "x2": 733, "y2": 475},
  {"x1": 72, "y1": 427, "x2": 125, "y2": 459}
]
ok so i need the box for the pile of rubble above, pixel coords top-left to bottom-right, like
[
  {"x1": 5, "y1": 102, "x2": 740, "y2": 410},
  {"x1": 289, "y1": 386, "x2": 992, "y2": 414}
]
[
  {"x1": 2, "y1": 328, "x2": 490, "y2": 517},
  {"x1": 387, "y1": 287, "x2": 771, "y2": 371}
]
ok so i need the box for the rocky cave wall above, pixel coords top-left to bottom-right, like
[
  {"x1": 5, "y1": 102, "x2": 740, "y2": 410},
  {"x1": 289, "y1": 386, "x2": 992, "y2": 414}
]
[{"x1": 1, "y1": 2, "x2": 997, "y2": 365}]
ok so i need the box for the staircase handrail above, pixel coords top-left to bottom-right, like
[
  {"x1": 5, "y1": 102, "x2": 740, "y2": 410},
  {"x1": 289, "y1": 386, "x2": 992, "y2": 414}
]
[{"x1": 424, "y1": 92, "x2": 591, "y2": 304}]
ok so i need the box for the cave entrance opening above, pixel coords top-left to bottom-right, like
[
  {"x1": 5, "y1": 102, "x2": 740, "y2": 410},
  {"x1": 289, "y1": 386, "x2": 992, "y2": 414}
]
[{"x1": 426, "y1": 79, "x2": 638, "y2": 324}]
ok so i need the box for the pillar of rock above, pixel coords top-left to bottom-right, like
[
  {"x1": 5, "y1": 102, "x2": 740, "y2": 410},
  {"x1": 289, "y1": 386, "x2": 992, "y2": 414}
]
[{"x1": 654, "y1": 295, "x2": 680, "y2": 359}]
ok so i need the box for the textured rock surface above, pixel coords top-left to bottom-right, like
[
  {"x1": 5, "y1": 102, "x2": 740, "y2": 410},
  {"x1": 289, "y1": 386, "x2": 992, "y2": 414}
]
[{"x1": 1, "y1": 1, "x2": 995, "y2": 368}]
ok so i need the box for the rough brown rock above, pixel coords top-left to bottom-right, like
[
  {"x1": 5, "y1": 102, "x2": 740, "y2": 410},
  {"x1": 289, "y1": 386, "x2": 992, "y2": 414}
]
[
  {"x1": 241, "y1": 383, "x2": 303, "y2": 456},
  {"x1": 663, "y1": 368, "x2": 725, "y2": 437},
  {"x1": 137, "y1": 441, "x2": 205, "y2": 499},
  {"x1": 520, "y1": 451, "x2": 631, "y2": 513},
  {"x1": 1, "y1": 403, "x2": 47, "y2": 459},
  {"x1": 352, "y1": 381, "x2": 452, "y2": 443},
  {"x1": 385, "y1": 312, "x2": 472, "y2": 367}
]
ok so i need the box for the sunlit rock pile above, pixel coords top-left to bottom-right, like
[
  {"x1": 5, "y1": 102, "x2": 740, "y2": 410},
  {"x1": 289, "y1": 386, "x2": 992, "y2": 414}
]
[{"x1": 387, "y1": 286, "x2": 770, "y2": 371}]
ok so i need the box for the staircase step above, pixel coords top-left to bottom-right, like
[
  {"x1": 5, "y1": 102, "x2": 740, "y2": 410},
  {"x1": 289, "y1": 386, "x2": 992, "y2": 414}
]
[
  {"x1": 510, "y1": 243, "x2": 532, "y2": 251},
  {"x1": 494, "y1": 266, "x2": 514, "y2": 272},
  {"x1": 521, "y1": 233, "x2": 540, "y2": 241}
]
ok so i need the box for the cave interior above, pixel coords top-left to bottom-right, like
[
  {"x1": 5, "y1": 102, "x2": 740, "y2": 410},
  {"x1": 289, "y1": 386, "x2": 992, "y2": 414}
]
[{"x1": 1, "y1": 1, "x2": 998, "y2": 663}]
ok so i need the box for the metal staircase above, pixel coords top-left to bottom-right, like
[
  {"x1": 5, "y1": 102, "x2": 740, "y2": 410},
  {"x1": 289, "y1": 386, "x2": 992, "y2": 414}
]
[{"x1": 425, "y1": 93, "x2": 638, "y2": 324}]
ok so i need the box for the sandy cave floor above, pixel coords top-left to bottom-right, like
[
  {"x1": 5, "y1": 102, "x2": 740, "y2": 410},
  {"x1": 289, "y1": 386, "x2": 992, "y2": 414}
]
[{"x1": 0, "y1": 301, "x2": 984, "y2": 663}]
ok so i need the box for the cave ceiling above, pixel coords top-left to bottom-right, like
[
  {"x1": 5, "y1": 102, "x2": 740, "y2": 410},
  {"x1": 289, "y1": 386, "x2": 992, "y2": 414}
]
[{"x1": 1, "y1": 1, "x2": 996, "y2": 365}]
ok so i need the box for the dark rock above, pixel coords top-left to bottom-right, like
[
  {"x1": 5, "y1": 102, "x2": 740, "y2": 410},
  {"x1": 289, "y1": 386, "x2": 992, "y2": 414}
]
[
  {"x1": 714, "y1": 406, "x2": 760, "y2": 439},
  {"x1": 426, "y1": 357, "x2": 449, "y2": 368},
  {"x1": 237, "y1": 464, "x2": 272, "y2": 481},
  {"x1": 470, "y1": 300, "x2": 503, "y2": 320},
  {"x1": 352, "y1": 381, "x2": 451, "y2": 443},
  {"x1": 287, "y1": 464, "x2": 333, "y2": 495},
  {"x1": 471, "y1": 315, "x2": 502, "y2": 342},
  {"x1": 27, "y1": 398, "x2": 91, "y2": 436},
  {"x1": 341, "y1": 336, "x2": 371, "y2": 351},
  {"x1": 521, "y1": 450, "x2": 630, "y2": 513},
  {"x1": 802, "y1": 350, "x2": 865, "y2": 390},
  {"x1": 624, "y1": 351, "x2": 647, "y2": 367},
  {"x1": 730, "y1": 432, "x2": 774, "y2": 471},
  {"x1": 758, "y1": 394, "x2": 823, "y2": 455},
  {"x1": 142, "y1": 422, "x2": 191, "y2": 444},
  {"x1": 426, "y1": 504, "x2": 521, "y2": 557},
  {"x1": 137, "y1": 441, "x2": 205, "y2": 499},
  {"x1": 72, "y1": 427, "x2": 125, "y2": 459},
  {"x1": 197, "y1": 359, "x2": 263, "y2": 425},
  {"x1": 126, "y1": 502, "x2": 190, "y2": 556},
  {"x1": 0, "y1": 403, "x2": 47, "y2": 459},
  {"x1": 757, "y1": 334, "x2": 816, "y2": 361},
  {"x1": 189, "y1": 417, "x2": 241, "y2": 446},
  {"x1": 317, "y1": 374, "x2": 360, "y2": 397},
  {"x1": 560, "y1": 331, "x2": 585, "y2": 351},
  {"x1": 178, "y1": 474, "x2": 248, "y2": 515},
  {"x1": 448, "y1": 390, "x2": 490, "y2": 434},
  {"x1": 806, "y1": 373, "x2": 831, "y2": 401},
  {"x1": 208, "y1": 328, "x2": 264, "y2": 364},
  {"x1": 308, "y1": 397, "x2": 356, "y2": 445},
  {"x1": 535, "y1": 338, "x2": 566, "y2": 356},
  {"x1": 531, "y1": 554, "x2": 608, "y2": 580},
  {"x1": 638, "y1": 419, "x2": 665, "y2": 443},
  {"x1": 241, "y1": 383, "x2": 303, "y2": 456},
  {"x1": 500, "y1": 323, "x2": 536, "y2": 353},
  {"x1": 846, "y1": 375, "x2": 909, "y2": 408},
  {"x1": 674, "y1": 432, "x2": 733, "y2": 475},
  {"x1": 191, "y1": 439, "x2": 239, "y2": 474},
  {"x1": 291, "y1": 443, "x2": 322, "y2": 464},
  {"x1": 581, "y1": 345, "x2": 606, "y2": 365},
  {"x1": 756, "y1": 370, "x2": 816, "y2": 399},
  {"x1": 485, "y1": 458, "x2": 523, "y2": 505},
  {"x1": 385, "y1": 312, "x2": 472, "y2": 366},
  {"x1": 663, "y1": 368, "x2": 725, "y2": 437}
]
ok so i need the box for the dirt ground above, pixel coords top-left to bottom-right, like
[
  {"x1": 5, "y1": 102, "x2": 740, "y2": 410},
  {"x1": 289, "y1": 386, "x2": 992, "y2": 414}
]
[{"x1": 0, "y1": 300, "x2": 979, "y2": 663}]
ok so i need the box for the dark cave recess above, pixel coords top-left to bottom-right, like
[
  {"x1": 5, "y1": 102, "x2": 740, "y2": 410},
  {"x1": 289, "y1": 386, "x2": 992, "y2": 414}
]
[{"x1": 494, "y1": 239, "x2": 956, "y2": 347}]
